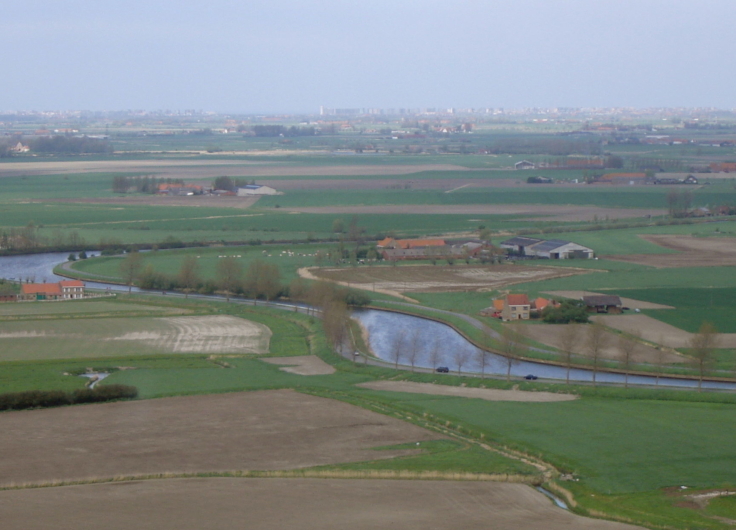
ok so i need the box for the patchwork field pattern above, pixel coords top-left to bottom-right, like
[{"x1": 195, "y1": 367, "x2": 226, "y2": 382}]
[
  {"x1": 308, "y1": 264, "x2": 588, "y2": 293},
  {"x1": 609, "y1": 235, "x2": 736, "y2": 268},
  {"x1": 0, "y1": 315, "x2": 271, "y2": 361}
]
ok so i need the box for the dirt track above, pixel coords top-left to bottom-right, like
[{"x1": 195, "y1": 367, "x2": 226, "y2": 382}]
[
  {"x1": 283, "y1": 204, "x2": 666, "y2": 222},
  {"x1": 0, "y1": 478, "x2": 644, "y2": 530},
  {"x1": 262, "y1": 355, "x2": 336, "y2": 375},
  {"x1": 608, "y1": 235, "x2": 736, "y2": 268},
  {"x1": 0, "y1": 390, "x2": 443, "y2": 486},
  {"x1": 358, "y1": 381, "x2": 577, "y2": 402}
]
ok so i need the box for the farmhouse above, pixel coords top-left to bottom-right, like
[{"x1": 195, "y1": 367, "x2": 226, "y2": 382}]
[
  {"x1": 18, "y1": 281, "x2": 85, "y2": 301},
  {"x1": 582, "y1": 295, "x2": 623, "y2": 314},
  {"x1": 157, "y1": 184, "x2": 203, "y2": 196},
  {"x1": 501, "y1": 294, "x2": 531, "y2": 320},
  {"x1": 236, "y1": 184, "x2": 279, "y2": 196},
  {"x1": 500, "y1": 237, "x2": 594, "y2": 259},
  {"x1": 377, "y1": 238, "x2": 446, "y2": 249}
]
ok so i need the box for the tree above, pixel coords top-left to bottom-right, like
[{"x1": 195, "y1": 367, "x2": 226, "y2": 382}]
[
  {"x1": 322, "y1": 300, "x2": 350, "y2": 352},
  {"x1": 289, "y1": 277, "x2": 308, "y2": 310},
  {"x1": 119, "y1": 251, "x2": 144, "y2": 293},
  {"x1": 406, "y1": 329, "x2": 422, "y2": 373},
  {"x1": 213, "y1": 176, "x2": 235, "y2": 191},
  {"x1": 689, "y1": 322, "x2": 719, "y2": 392},
  {"x1": 67, "y1": 253, "x2": 76, "y2": 262},
  {"x1": 617, "y1": 333, "x2": 639, "y2": 389},
  {"x1": 559, "y1": 323, "x2": 580, "y2": 385},
  {"x1": 475, "y1": 347, "x2": 490, "y2": 379},
  {"x1": 390, "y1": 331, "x2": 406, "y2": 369},
  {"x1": 216, "y1": 256, "x2": 243, "y2": 302},
  {"x1": 453, "y1": 348, "x2": 472, "y2": 375},
  {"x1": 177, "y1": 255, "x2": 201, "y2": 298},
  {"x1": 498, "y1": 326, "x2": 524, "y2": 381},
  {"x1": 244, "y1": 259, "x2": 282, "y2": 305},
  {"x1": 428, "y1": 343, "x2": 442, "y2": 371},
  {"x1": 586, "y1": 322, "x2": 608, "y2": 388},
  {"x1": 332, "y1": 218, "x2": 345, "y2": 233}
]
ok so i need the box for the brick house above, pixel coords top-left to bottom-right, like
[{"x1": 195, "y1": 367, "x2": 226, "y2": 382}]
[{"x1": 19, "y1": 281, "x2": 85, "y2": 301}]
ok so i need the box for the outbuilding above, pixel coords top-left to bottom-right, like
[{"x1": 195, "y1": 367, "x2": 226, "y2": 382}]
[{"x1": 582, "y1": 295, "x2": 623, "y2": 314}]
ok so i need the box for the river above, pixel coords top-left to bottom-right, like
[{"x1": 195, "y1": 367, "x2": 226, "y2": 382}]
[{"x1": 1, "y1": 251, "x2": 735, "y2": 390}]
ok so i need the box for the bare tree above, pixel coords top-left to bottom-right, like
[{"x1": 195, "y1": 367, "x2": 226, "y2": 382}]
[
  {"x1": 453, "y1": 347, "x2": 472, "y2": 375},
  {"x1": 119, "y1": 251, "x2": 144, "y2": 293},
  {"x1": 617, "y1": 333, "x2": 639, "y2": 389},
  {"x1": 428, "y1": 343, "x2": 442, "y2": 371},
  {"x1": 289, "y1": 277, "x2": 308, "y2": 312},
  {"x1": 689, "y1": 322, "x2": 719, "y2": 392},
  {"x1": 586, "y1": 322, "x2": 608, "y2": 388},
  {"x1": 390, "y1": 331, "x2": 406, "y2": 369},
  {"x1": 406, "y1": 329, "x2": 422, "y2": 373},
  {"x1": 558, "y1": 323, "x2": 579, "y2": 385},
  {"x1": 216, "y1": 256, "x2": 243, "y2": 302},
  {"x1": 244, "y1": 259, "x2": 282, "y2": 305},
  {"x1": 475, "y1": 347, "x2": 490, "y2": 379},
  {"x1": 498, "y1": 325, "x2": 523, "y2": 382},
  {"x1": 177, "y1": 255, "x2": 200, "y2": 298},
  {"x1": 323, "y1": 300, "x2": 350, "y2": 353}
]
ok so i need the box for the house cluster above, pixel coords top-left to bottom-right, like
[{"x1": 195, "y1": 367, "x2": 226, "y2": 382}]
[
  {"x1": 157, "y1": 183, "x2": 280, "y2": 197},
  {"x1": 2, "y1": 280, "x2": 86, "y2": 302},
  {"x1": 376, "y1": 237, "x2": 488, "y2": 261},
  {"x1": 481, "y1": 294, "x2": 556, "y2": 320},
  {"x1": 157, "y1": 184, "x2": 204, "y2": 196},
  {"x1": 500, "y1": 237, "x2": 594, "y2": 260}
]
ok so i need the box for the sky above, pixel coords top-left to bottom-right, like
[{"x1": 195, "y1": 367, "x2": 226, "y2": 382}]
[{"x1": 2, "y1": 0, "x2": 735, "y2": 113}]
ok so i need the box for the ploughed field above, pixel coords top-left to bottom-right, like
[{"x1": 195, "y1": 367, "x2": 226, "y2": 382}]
[
  {"x1": 609, "y1": 235, "x2": 736, "y2": 268},
  {"x1": 0, "y1": 390, "x2": 444, "y2": 486},
  {"x1": 308, "y1": 264, "x2": 587, "y2": 293},
  {"x1": 0, "y1": 478, "x2": 644, "y2": 530},
  {"x1": 0, "y1": 315, "x2": 271, "y2": 361}
]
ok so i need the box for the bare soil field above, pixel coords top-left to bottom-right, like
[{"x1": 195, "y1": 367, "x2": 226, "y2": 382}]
[
  {"x1": 261, "y1": 355, "x2": 336, "y2": 375},
  {"x1": 591, "y1": 314, "x2": 736, "y2": 349},
  {"x1": 0, "y1": 477, "x2": 644, "y2": 530},
  {"x1": 307, "y1": 264, "x2": 587, "y2": 293},
  {"x1": 608, "y1": 235, "x2": 736, "y2": 268},
  {"x1": 285, "y1": 204, "x2": 666, "y2": 222},
  {"x1": 0, "y1": 159, "x2": 469, "y2": 178},
  {"x1": 37, "y1": 195, "x2": 261, "y2": 209},
  {"x1": 543, "y1": 290, "x2": 675, "y2": 310},
  {"x1": 357, "y1": 381, "x2": 577, "y2": 402},
  {"x1": 0, "y1": 390, "x2": 443, "y2": 487},
  {"x1": 519, "y1": 323, "x2": 686, "y2": 364}
]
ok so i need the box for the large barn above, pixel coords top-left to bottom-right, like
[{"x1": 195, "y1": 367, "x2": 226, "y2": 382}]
[{"x1": 500, "y1": 237, "x2": 594, "y2": 259}]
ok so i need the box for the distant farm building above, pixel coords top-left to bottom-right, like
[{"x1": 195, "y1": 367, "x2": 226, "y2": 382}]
[
  {"x1": 582, "y1": 295, "x2": 623, "y2": 314},
  {"x1": 377, "y1": 237, "x2": 446, "y2": 249},
  {"x1": 18, "y1": 280, "x2": 85, "y2": 301},
  {"x1": 236, "y1": 184, "x2": 279, "y2": 196},
  {"x1": 653, "y1": 174, "x2": 699, "y2": 185},
  {"x1": 502, "y1": 294, "x2": 531, "y2": 320},
  {"x1": 157, "y1": 184, "x2": 203, "y2": 196},
  {"x1": 527, "y1": 176, "x2": 554, "y2": 184},
  {"x1": 500, "y1": 237, "x2": 594, "y2": 259},
  {"x1": 378, "y1": 238, "x2": 487, "y2": 261},
  {"x1": 514, "y1": 160, "x2": 536, "y2": 170},
  {"x1": 595, "y1": 173, "x2": 655, "y2": 186},
  {"x1": 710, "y1": 163, "x2": 736, "y2": 173}
]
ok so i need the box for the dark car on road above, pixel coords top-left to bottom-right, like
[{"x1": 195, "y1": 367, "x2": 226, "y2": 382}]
[
  {"x1": 436, "y1": 366, "x2": 450, "y2": 373},
  {"x1": 524, "y1": 374, "x2": 538, "y2": 380}
]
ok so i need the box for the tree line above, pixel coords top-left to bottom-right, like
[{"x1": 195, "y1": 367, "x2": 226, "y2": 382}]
[
  {"x1": 112, "y1": 175, "x2": 184, "y2": 194},
  {"x1": 30, "y1": 135, "x2": 113, "y2": 154}
]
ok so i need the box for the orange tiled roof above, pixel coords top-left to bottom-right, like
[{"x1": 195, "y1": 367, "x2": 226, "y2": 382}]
[
  {"x1": 493, "y1": 299, "x2": 505, "y2": 311},
  {"x1": 506, "y1": 294, "x2": 530, "y2": 306},
  {"x1": 60, "y1": 280, "x2": 84, "y2": 287},
  {"x1": 21, "y1": 283, "x2": 61, "y2": 295},
  {"x1": 599, "y1": 173, "x2": 647, "y2": 180},
  {"x1": 532, "y1": 297, "x2": 550, "y2": 310},
  {"x1": 397, "y1": 239, "x2": 446, "y2": 249}
]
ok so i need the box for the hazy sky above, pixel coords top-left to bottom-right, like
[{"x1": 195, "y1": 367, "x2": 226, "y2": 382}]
[{"x1": 3, "y1": 0, "x2": 734, "y2": 113}]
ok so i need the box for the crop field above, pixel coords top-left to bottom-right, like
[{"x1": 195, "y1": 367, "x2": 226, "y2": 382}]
[
  {"x1": 0, "y1": 299, "x2": 185, "y2": 318},
  {"x1": 308, "y1": 264, "x2": 588, "y2": 293},
  {"x1": 608, "y1": 234, "x2": 736, "y2": 268},
  {"x1": 0, "y1": 478, "x2": 642, "y2": 530},
  {"x1": 0, "y1": 315, "x2": 271, "y2": 361}
]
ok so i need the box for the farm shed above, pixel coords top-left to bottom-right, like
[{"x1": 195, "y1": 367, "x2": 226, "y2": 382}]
[
  {"x1": 18, "y1": 281, "x2": 85, "y2": 301},
  {"x1": 582, "y1": 295, "x2": 623, "y2": 314},
  {"x1": 596, "y1": 173, "x2": 655, "y2": 186},
  {"x1": 236, "y1": 185, "x2": 279, "y2": 196},
  {"x1": 514, "y1": 160, "x2": 535, "y2": 170},
  {"x1": 527, "y1": 239, "x2": 594, "y2": 259},
  {"x1": 499, "y1": 236, "x2": 543, "y2": 256}
]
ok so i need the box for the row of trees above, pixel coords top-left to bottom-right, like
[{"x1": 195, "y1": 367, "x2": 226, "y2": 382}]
[
  {"x1": 112, "y1": 176, "x2": 183, "y2": 194},
  {"x1": 0, "y1": 224, "x2": 86, "y2": 253},
  {"x1": 29, "y1": 135, "x2": 113, "y2": 154}
]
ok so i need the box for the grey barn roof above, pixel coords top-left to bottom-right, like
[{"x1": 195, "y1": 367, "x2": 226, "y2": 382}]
[
  {"x1": 582, "y1": 295, "x2": 622, "y2": 307},
  {"x1": 529, "y1": 239, "x2": 574, "y2": 253},
  {"x1": 500, "y1": 237, "x2": 543, "y2": 247}
]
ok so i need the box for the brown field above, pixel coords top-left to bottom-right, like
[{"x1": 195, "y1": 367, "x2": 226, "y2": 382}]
[
  {"x1": 0, "y1": 478, "x2": 644, "y2": 530},
  {"x1": 609, "y1": 235, "x2": 736, "y2": 268},
  {"x1": 0, "y1": 390, "x2": 444, "y2": 487},
  {"x1": 591, "y1": 314, "x2": 736, "y2": 349},
  {"x1": 0, "y1": 159, "x2": 470, "y2": 178},
  {"x1": 519, "y1": 323, "x2": 686, "y2": 364},
  {"x1": 307, "y1": 264, "x2": 588, "y2": 293},
  {"x1": 261, "y1": 355, "x2": 336, "y2": 375},
  {"x1": 543, "y1": 290, "x2": 675, "y2": 310},
  {"x1": 357, "y1": 381, "x2": 578, "y2": 402},
  {"x1": 283, "y1": 204, "x2": 666, "y2": 222}
]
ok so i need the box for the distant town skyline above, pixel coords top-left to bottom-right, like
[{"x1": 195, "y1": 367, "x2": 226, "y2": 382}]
[{"x1": 3, "y1": 1, "x2": 734, "y2": 113}]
